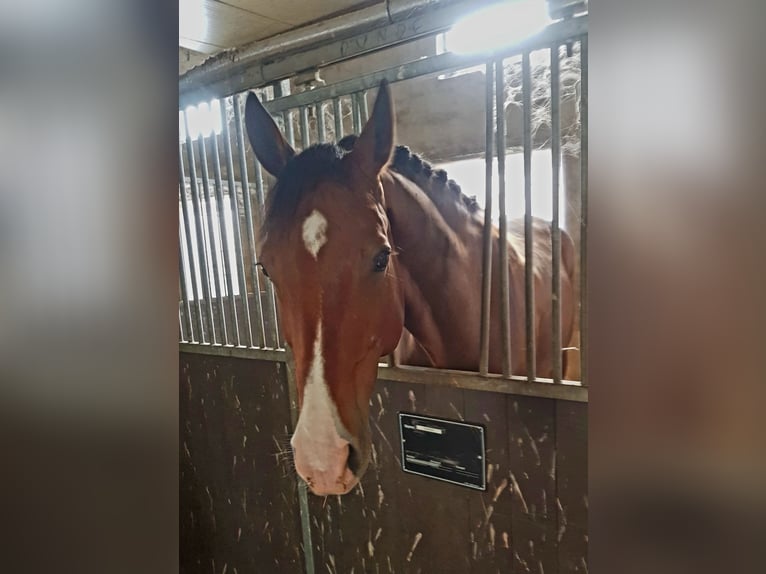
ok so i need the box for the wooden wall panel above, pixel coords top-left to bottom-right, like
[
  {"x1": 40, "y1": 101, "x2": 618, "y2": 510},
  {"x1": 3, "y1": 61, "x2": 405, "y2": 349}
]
[
  {"x1": 508, "y1": 396, "x2": 559, "y2": 574},
  {"x1": 556, "y1": 401, "x2": 588, "y2": 574},
  {"x1": 180, "y1": 353, "x2": 303, "y2": 573},
  {"x1": 465, "y1": 392, "x2": 513, "y2": 573},
  {"x1": 180, "y1": 352, "x2": 588, "y2": 574}
]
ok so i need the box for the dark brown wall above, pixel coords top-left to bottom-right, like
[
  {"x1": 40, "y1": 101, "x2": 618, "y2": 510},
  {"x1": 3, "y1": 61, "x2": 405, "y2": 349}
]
[
  {"x1": 180, "y1": 353, "x2": 588, "y2": 573},
  {"x1": 180, "y1": 353, "x2": 303, "y2": 573}
]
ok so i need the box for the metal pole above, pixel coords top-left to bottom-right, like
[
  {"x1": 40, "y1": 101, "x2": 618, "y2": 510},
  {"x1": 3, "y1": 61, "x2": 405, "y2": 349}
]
[
  {"x1": 479, "y1": 60, "x2": 494, "y2": 376},
  {"x1": 234, "y1": 93, "x2": 269, "y2": 347},
  {"x1": 252, "y1": 147, "x2": 281, "y2": 348},
  {"x1": 198, "y1": 133, "x2": 229, "y2": 345},
  {"x1": 299, "y1": 105, "x2": 310, "y2": 149},
  {"x1": 522, "y1": 51, "x2": 536, "y2": 382},
  {"x1": 550, "y1": 44, "x2": 562, "y2": 384},
  {"x1": 360, "y1": 90, "x2": 369, "y2": 123},
  {"x1": 495, "y1": 58, "x2": 512, "y2": 378},
  {"x1": 284, "y1": 348, "x2": 316, "y2": 574},
  {"x1": 220, "y1": 97, "x2": 256, "y2": 348},
  {"x1": 179, "y1": 144, "x2": 204, "y2": 340},
  {"x1": 211, "y1": 124, "x2": 240, "y2": 345},
  {"x1": 184, "y1": 111, "x2": 216, "y2": 343},
  {"x1": 579, "y1": 35, "x2": 588, "y2": 386},
  {"x1": 316, "y1": 102, "x2": 326, "y2": 143},
  {"x1": 283, "y1": 110, "x2": 296, "y2": 148},
  {"x1": 333, "y1": 97, "x2": 343, "y2": 140},
  {"x1": 179, "y1": 306, "x2": 185, "y2": 343},
  {"x1": 352, "y1": 93, "x2": 362, "y2": 134},
  {"x1": 179, "y1": 0, "x2": 467, "y2": 97},
  {"x1": 178, "y1": 240, "x2": 194, "y2": 342}
]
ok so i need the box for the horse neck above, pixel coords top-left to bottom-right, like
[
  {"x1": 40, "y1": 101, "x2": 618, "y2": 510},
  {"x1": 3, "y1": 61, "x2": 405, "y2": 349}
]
[{"x1": 380, "y1": 169, "x2": 486, "y2": 369}]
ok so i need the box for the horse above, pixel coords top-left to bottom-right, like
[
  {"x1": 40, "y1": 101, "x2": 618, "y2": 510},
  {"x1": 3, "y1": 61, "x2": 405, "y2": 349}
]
[{"x1": 244, "y1": 80, "x2": 576, "y2": 496}]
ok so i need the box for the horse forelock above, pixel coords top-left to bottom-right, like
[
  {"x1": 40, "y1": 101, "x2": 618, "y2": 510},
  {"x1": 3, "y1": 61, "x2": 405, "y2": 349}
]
[{"x1": 260, "y1": 143, "x2": 350, "y2": 243}]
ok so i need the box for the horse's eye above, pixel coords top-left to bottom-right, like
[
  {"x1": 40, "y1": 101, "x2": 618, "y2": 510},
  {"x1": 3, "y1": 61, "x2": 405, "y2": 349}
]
[
  {"x1": 373, "y1": 248, "x2": 391, "y2": 273},
  {"x1": 257, "y1": 263, "x2": 269, "y2": 278}
]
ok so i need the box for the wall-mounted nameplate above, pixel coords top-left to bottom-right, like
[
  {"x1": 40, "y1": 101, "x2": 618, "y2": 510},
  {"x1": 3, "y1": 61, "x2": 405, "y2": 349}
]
[{"x1": 398, "y1": 413, "x2": 486, "y2": 491}]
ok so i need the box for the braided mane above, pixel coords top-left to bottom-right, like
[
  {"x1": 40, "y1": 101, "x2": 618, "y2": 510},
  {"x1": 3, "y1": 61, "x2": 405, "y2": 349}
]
[{"x1": 338, "y1": 135, "x2": 480, "y2": 214}]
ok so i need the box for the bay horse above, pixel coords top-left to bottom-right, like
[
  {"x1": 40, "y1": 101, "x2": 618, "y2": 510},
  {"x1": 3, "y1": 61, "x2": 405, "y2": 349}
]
[{"x1": 245, "y1": 80, "x2": 576, "y2": 496}]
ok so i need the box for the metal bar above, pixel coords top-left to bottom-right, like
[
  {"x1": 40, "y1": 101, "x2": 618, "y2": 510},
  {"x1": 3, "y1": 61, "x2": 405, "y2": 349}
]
[
  {"x1": 183, "y1": 112, "x2": 216, "y2": 343},
  {"x1": 283, "y1": 346, "x2": 316, "y2": 574},
  {"x1": 495, "y1": 58, "x2": 512, "y2": 378},
  {"x1": 299, "y1": 105, "x2": 310, "y2": 149},
  {"x1": 178, "y1": 0, "x2": 484, "y2": 107},
  {"x1": 179, "y1": 306, "x2": 185, "y2": 343},
  {"x1": 178, "y1": 144, "x2": 204, "y2": 340},
  {"x1": 479, "y1": 60, "x2": 494, "y2": 376},
  {"x1": 211, "y1": 124, "x2": 240, "y2": 345},
  {"x1": 178, "y1": 234, "x2": 194, "y2": 343},
  {"x1": 252, "y1": 149, "x2": 281, "y2": 348},
  {"x1": 260, "y1": 16, "x2": 589, "y2": 115},
  {"x1": 197, "y1": 133, "x2": 228, "y2": 345},
  {"x1": 221, "y1": 97, "x2": 256, "y2": 348},
  {"x1": 522, "y1": 51, "x2": 536, "y2": 382},
  {"x1": 233, "y1": 94, "x2": 269, "y2": 347},
  {"x1": 179, "y1": 342, "x2": 287, "y2": 362},
  {"x1": 283, "y1": 110, "x2": 296, "y2": 148},
  {"x1": 316, "y1": 102, "x2": 326, "y2": 143},
  {"x1": 333, "y1": 97, "x2": 343, "y2": 140},
  {"x1": 351, "y1": 93, "x2": 361, "y2": 134},
  {"x1": 360, "y1": 91, "x2": 369, "y2": 123},
  {"x1": 178, "y1": 343, "x2": 588, "y2": 403},
  {"x1": 579, "y1": 35, "x2": 588, "y2": 386},
  {"x1": 550, "y1": 44, "x2": 562, "y2": 383}
]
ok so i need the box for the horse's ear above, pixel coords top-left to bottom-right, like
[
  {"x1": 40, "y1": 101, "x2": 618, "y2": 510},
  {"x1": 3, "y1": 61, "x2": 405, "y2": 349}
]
[
  {"x1": 351, "y1": 79, "x2": 395, "y2": 179},
  {"x1": 245, "y1": 92, "x2": 295, "y2": 177}
]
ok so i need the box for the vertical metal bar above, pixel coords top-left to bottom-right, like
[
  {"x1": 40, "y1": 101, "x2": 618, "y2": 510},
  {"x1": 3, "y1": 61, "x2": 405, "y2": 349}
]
[
  {"x1": 284, "y1": 348, "x2": 315, "y2": 574},
  {"x1": 495, "y1": 58, "x2": 512, "y2": 378},
  {"x1": 234, "y1": 94, "x2": 270, "y2": 347},
  {"x1": 316, "y1": 102, "x2": 326, "y2": 143},
  {"x1": 179, "y1": 306, "x2": 185, "y2": 342},
  {"x1": 522, "y1": 51, "x2": 537, "y2": 381},
  {"x1": 299, "y1": 105, "x2": 310, "y2": 149},
  {"x1": 579, "y1": 35, "x2": 588, "y2": 386},
  {"x1": 211, "y1": 125, "x2": 240, "y2": 345},
  {"x1": 198, "y1": 134, "x2": 228, "y2": 345},
  {"x1": 178, "y1": 233, "x2": 194, "y2": 342},
  {"x1": 178, "y1": 232, "x2": 194, "y2": 342},
  {"x1": 184, "y1": 112, "x2": 216, "y2": 343},
  {"x1": 333, "y1": 97, "x2": 343, "y2": 140},
  {"x1": 550, "y1": 44, "x2": 563, "y2": 383},
  {"x1": 221, "y1": 97, "x2": 255, "y2": 347},
  {"x1": 360, "y1": 90, "x2": 369, "y2": 123},
  {"x1": 479, "y1": 60, "x2": 495, "y2": 376},
  {"x1": 283, "y1": 110, "x2": 296, "y2": 148},
  {"x1": 179, "y1": 144, "x2": 204, "y2": 340},
  {"x1": 352, "y1": 93, "x2": 362, "y2": 134},
  {"x1": 252, "y1": 150, "x2": 281, "y2": 348}
]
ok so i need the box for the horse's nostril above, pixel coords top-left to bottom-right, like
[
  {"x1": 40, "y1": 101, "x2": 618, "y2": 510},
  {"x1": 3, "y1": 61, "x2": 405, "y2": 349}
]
[{"x1": 347, "y1": 444, "x2": 360, "y2": 475}]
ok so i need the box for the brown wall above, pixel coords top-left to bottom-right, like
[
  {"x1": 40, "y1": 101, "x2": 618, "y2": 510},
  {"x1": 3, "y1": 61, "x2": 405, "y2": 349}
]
[{"x1": 180, "y1": 353, "x2": 587, "y2": 573}]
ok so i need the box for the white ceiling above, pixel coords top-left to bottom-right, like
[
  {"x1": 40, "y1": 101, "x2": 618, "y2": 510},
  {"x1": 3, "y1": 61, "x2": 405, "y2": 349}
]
[{"x1": 180, "y1": 0, "x2": 377, "y2": 55}]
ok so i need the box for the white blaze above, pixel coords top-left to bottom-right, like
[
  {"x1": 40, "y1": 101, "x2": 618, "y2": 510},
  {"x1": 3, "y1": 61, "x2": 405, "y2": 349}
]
[
  {"x1": 302, "y1": 209, "x2": 328, "y2": 259},
  {"x1": 291, "y1": 320, "x2": 348, "y2": 471}
]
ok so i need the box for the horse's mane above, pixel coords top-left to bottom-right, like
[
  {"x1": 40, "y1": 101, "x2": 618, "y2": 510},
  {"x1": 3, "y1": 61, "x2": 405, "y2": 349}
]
[
  {"x1": 261, "y1": 135, "x2": 478, "y2": 241},
  {"x1": 338, "y1": 135, "x2": 480, "y2": 215}
]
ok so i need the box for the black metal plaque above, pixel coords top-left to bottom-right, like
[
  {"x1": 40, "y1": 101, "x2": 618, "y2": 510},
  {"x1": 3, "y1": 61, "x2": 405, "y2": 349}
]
[{"x1": 398, "y1": 413, "x2": 486, "y2": 490}]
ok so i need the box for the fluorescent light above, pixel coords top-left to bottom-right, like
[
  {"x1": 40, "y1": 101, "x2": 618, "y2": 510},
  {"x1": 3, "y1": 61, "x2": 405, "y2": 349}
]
[{"x1": 448, "y1": 0, "x2": 551, "y2": 55}]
